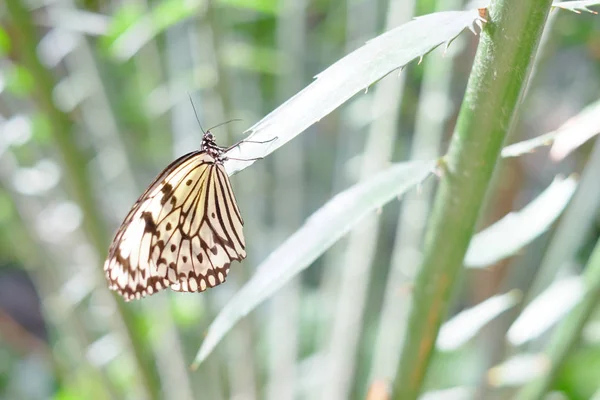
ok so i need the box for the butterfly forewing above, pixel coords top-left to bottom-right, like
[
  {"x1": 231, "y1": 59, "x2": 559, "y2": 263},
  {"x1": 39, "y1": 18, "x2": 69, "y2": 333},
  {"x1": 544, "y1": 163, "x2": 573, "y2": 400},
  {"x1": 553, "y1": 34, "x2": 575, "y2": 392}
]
[{"x1": 104, "y1": 149, "x2": 246, "y2": 301}]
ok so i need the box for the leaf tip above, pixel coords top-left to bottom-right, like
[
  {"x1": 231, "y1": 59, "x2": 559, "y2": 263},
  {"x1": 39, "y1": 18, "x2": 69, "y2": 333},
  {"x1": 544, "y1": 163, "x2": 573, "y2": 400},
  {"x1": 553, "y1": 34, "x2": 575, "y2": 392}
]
[{"x1": 191, "y1": 346, "x2": 209, "y2": 370}]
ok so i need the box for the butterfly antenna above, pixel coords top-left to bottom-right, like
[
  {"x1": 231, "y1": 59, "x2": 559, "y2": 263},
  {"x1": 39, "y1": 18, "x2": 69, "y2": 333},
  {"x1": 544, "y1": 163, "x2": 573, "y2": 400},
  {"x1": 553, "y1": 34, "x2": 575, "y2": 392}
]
[
  {"x1": 206, "y1": 119, "x2": 243, "y2": 132},
  {"x1": 188, "y1": 93, "x2": 206, "y2": 134}
]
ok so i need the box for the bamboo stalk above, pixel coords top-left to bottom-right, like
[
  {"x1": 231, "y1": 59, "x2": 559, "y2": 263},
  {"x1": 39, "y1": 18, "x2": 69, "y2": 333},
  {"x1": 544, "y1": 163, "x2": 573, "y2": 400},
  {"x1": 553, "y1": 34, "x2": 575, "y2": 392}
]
[
  {"x1": 392, "y1": 1, "x2": 554, "y2": 398},
  {"x1": 473, "y1": 8, "x2": 561, "y2": 397}
]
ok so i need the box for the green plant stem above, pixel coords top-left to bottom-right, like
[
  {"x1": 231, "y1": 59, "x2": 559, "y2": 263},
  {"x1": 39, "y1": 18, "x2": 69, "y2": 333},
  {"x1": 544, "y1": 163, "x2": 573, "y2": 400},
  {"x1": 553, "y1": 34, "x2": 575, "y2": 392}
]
[
  {"x1": 392, "y1": 1, "x2": 553, "y2": 398},
  {"x1": 6, "y1": 2, "x2": 161, "y2": 399},
  {"x1": 516, "y1": 237, "x2": 600, "y2": 400}
]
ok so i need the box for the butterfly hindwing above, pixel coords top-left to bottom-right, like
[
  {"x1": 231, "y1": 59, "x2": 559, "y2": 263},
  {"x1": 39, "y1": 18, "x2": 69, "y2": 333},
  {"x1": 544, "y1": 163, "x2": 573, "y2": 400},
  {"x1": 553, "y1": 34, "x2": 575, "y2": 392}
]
[{"x1": 167, "y1": 163, "x2": 246, "y2": 293}]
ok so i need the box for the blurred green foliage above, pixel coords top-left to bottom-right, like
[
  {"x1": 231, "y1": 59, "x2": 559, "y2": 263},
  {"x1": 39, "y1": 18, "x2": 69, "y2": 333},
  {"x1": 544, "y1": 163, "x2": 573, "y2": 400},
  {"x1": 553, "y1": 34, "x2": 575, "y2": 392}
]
[
  {"x1": 4, "y1": 64, "x2": 35, "y2": 96},
  {"x1": 0, "y1": 0, "x2": 599, "y2": 399}
]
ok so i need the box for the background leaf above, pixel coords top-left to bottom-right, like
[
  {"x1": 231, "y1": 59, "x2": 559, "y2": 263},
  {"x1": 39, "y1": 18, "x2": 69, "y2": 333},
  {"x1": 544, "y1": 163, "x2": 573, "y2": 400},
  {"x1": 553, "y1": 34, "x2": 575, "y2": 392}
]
[
  {"x1": 194, "y1": 160, "x2": 435, "y2": 366},
  {"x1": 465, "y1": 176, "x2": 577, "y2": 268}
]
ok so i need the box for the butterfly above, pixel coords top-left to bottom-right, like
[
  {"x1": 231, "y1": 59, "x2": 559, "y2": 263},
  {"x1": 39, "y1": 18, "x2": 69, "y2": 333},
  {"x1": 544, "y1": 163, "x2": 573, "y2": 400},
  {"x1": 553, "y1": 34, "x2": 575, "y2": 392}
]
[{"x1": 104, "y1": 125, "x2": 265, "y2": 301}]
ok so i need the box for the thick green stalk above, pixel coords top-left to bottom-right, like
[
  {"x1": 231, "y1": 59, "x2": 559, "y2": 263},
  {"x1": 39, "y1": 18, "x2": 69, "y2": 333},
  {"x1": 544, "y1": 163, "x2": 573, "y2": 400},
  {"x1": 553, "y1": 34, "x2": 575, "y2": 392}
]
[
  {"x1": 516, "y1": 237, "x2": 600, "y2": 400},
  {"x1": 392, "y1": 1, "x2": 553, "y2": 398},
  {"x1": 5, "y1": 1, "x2": 161, "y2": 399}
]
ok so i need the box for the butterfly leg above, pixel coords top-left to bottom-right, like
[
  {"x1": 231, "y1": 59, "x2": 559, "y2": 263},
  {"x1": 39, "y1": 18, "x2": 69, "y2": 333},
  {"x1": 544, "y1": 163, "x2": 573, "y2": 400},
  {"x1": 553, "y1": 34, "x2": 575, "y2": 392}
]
[
  {"x1": 225, "y1": 156, "x2": 265, "y2": 162},
  {"x1": 224, "y1": 136, "x2": 278, "y2": 152}
]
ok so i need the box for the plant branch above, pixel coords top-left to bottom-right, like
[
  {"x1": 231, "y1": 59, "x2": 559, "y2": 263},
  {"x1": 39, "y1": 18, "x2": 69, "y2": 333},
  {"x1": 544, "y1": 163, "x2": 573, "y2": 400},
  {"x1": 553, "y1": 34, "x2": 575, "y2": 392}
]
[{"x1": 392, "y1": 0, "x2": 554, "y2": 398}]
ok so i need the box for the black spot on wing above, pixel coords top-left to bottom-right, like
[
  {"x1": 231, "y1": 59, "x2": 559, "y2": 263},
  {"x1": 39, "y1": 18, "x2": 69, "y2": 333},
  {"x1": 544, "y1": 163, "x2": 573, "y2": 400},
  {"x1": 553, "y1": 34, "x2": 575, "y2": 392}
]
[
  {"x1": 141, "y1": 211, "x2": 157, "y2": 234},
  {"x1": 160, "y1": 183, "x2": 174, "y2": 205}
]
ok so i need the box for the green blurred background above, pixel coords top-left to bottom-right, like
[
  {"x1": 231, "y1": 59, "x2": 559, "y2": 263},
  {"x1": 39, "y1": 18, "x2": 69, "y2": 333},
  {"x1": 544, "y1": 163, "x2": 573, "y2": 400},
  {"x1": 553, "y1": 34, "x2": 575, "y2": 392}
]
[{"x1": 0, "y1": 0, "x2": 599, "y2": 399}]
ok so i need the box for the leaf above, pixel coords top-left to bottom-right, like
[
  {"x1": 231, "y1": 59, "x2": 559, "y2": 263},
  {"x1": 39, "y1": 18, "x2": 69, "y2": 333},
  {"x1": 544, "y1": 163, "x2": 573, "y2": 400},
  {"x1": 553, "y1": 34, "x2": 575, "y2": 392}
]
[
  {"x1": 192, "y1": 160, "x2": 435, "y2": 367},
  {"x1": 0, "y1": 26, "x2": 10, "y2": 56},
  {"x1": 549, "y1": 100, "x2": 600, "y2": 161},
  {"x1": 101, "y1": 4, "x2": 144, "y2": 50},
  {"x1": 502, "y1": 100, "x2": 600, "y2": 159},
  {"x1": 152, "y1": 0, "x2": 202, "y2": 32},
  {"x1": 501, "y1": 131, "x2": 558, "y2": 158},
  {"x1": 487, "y1": 354, "x2": 549, "y2": 387},
  {"x1": 3, "y1": 64, "x2": 35, "y2": 97},
  {"x1": 437, "y1": 291, "x2": 522, "y2": 351},
  {"x1": 218, "y1": 0, "x2": 279, "y2": 14},
  {"x1": 507, "y1": 276, "x2": 584, "y2": 346},
  {"x1": 552, "y1": 0, "x2": 600, "y2": 14},
  {"x1": 476, "y1": 0, "x2": 600, "y2": 14},
  {"x1": 420, "y1": 387, "x2": 475, "y2": 400},
  {"x1": 465, "y1": 177, "x2": 577, "y2": 268},
  {"x1": 108, "y1": 0, "x2": 202, "y2": 61},
  {"x1": 224, "y1": 10, "x2": 483, "y2": 175}
]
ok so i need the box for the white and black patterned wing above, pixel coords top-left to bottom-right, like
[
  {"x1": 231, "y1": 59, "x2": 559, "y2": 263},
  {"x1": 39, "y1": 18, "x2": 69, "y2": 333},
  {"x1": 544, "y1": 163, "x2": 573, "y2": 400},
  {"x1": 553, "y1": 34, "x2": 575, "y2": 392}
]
[
  {"x1": 152, "y1": 161, "x2": 246, "y2": 293},
  {"x1": 104, "y1": 151, "x2": 245, "y2": 301}
]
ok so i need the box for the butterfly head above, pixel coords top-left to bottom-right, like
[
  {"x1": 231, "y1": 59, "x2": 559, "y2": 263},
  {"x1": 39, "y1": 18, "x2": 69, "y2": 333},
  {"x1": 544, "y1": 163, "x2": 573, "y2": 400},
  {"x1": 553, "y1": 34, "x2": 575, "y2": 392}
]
[{"x1": 203, "y1": 131, "x2": 215, "y2": 143}]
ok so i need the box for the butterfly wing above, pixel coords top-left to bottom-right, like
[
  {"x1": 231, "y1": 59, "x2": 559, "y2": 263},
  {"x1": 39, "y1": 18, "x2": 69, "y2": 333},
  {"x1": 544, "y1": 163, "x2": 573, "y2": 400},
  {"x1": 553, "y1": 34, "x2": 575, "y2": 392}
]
[
  {"x1": 151, "y1": 161, "x2": 246, "y2": 293},
  {"x1": 104, "y1": 151, "x2": 246, "y2": 301}
]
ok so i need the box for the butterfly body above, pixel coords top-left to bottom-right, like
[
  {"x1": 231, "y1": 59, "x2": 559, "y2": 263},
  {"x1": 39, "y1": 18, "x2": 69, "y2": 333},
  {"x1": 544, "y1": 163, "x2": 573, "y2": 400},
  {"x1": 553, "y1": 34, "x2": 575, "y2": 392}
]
[{"x1": 104, "y1": 132, "x2": 246, "y2": 301}]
